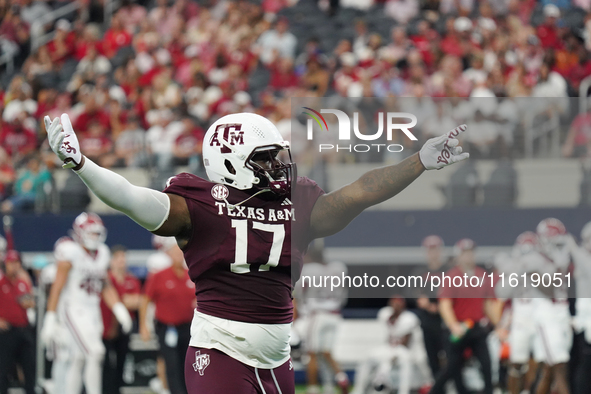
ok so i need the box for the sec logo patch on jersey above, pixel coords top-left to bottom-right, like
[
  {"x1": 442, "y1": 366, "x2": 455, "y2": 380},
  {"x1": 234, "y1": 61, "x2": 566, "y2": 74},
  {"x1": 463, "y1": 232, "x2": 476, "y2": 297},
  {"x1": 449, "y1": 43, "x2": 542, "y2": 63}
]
[{"x1": 211, "y1": 184, "x2": 229, "y2": 201}]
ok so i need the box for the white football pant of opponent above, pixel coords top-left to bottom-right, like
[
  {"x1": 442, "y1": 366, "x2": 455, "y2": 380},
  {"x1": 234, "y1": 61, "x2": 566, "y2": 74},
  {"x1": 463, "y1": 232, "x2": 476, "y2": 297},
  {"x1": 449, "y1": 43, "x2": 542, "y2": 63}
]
[
  {"x1": 40, "y1": 213, "x2": 132, "y2": 394},
  {"x1": 352, "y1": 302, "x2": 432, "y2": 394}
]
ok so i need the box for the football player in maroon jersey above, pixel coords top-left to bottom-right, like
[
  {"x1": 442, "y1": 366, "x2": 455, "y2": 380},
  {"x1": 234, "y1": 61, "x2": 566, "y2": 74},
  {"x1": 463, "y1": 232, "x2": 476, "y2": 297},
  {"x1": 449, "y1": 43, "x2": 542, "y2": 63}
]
[{"x1": 45, "y1": 112, "x2": 468, "y2": 394}]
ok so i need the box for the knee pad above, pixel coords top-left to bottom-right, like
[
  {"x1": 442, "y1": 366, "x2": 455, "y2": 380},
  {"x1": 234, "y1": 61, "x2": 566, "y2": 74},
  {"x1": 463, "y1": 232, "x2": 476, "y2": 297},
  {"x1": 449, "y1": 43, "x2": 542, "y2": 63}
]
[{"x1": 87, "y1": 342, "x2": 106, "y2": 362}]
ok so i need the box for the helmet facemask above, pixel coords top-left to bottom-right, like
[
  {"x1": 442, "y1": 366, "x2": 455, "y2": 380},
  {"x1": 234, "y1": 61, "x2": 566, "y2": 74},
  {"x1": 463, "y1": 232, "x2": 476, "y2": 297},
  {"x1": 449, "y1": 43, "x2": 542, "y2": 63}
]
[
  {"x1": 79, "y1": 225, "x2": 106, "y2": 251},
  {"x1": 72, "y1": 213, "x2": 107, "y2": 252},
  {"x1": 245, "y1": 145, "x2": 296, "y2": 196}
]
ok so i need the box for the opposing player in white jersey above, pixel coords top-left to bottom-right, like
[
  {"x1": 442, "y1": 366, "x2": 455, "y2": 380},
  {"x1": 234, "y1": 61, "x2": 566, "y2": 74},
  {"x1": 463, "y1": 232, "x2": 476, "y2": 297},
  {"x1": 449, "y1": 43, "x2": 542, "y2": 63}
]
[
  {"x1": 495, "y1": 231, "x2": 540, "y2": 394},
  {"x1": 352, "y1": 297, "x2": 431, "y2": 394},
  {"x1": 298, "y1": 247, "x2": 349, "y2": 394},
  {"x1": 532, "y1": 218, "x2": 573, "y2": 394},
  {"x1": 40, "y1": 212, "x2": 132, "y2": 394},
  {"x1": 566, "y1": 221, "x2": 591, "y2": 394}
]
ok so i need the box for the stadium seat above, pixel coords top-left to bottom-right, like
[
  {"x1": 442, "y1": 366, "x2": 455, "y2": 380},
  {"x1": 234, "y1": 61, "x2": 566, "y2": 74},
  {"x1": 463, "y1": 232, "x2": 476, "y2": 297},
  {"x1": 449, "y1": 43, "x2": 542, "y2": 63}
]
[
  {"x1": 530, "y1": 4, "x2": 545, "y2": 27},
  {"x1": 334, "y1": 8, "x2": 363, "y2": 26},
  {"x1": 35, "y1": 175, "x2": 58, "y2": 213},
  {"x1": 579, "y1": 162, "x2": 591, "y2": 206},
  {"x1": 36, "y1": 71, "x2": 61, "y2": 90},
  {"x1": 292, "y1": 0, "x2": 322, "y2": 15},
  {"x1": 59, "y1": 173, "x2": 91, "y2": 212},
  {"x1": 482, "y1": 160, "x2": 517, "y2": 207},
  {"x1": 247, "y1": 65, "x2": 271, "y2": 99},
  {"x1": 563, "y1": 7, "x2": 585, "y2": 29},
  {"x1": 58, "y1": 59, "x2": 79, "y2": 84},
  {"x1": 442, "y1": 161, "x2": 480, "y2": 208},
  {"x1": 110, "y1": 46, "x2": 135, "y2": 69}
]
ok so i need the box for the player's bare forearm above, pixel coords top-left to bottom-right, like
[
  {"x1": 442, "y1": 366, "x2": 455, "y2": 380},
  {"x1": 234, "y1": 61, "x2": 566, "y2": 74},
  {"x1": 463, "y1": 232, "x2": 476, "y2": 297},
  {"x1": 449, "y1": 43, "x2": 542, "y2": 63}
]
[
  {"x1": 138, "y1": 295, "x2": 150, "y2": 329},
  {"x1": 485, "y1": 299, "x2": 503, "y2": 326},
  {"x1": 439, "y1": 298, "x2": 459, "y2": 329},
  {"x1": 102, "y1": 284, "x2": 122, "y2": 310},
  {"x1": 151, "y1": 193, "x2": 192, "y2": 244},
  {"x1": 122, "y1": 293, "x2": 141, "y2": 310},
  {"x1": 309, "y1": 153, "x2": 425, "y2": 239},
  {"x1": 46, "y1": 261, "x2": 71, "y2": 312}
]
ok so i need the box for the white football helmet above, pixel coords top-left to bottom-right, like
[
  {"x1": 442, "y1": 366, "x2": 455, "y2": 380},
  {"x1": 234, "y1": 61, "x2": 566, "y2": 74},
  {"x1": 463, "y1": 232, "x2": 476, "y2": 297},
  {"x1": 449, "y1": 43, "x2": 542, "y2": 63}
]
[
  {"x1": 536, "y1": 218, "x2": 569, "y2": 260},
  {"x1": 72, "y1": 212, "x2": 107, "y2": 251},
  {"x1": 512, "y1": 231, "x2": 539, "y2": 258},
  {"x1": 202, "y1": 113, "x2": 294, "y2": 195},
  {"x1": 453, "y1": 238, "x2": 475, "y2": 257}
]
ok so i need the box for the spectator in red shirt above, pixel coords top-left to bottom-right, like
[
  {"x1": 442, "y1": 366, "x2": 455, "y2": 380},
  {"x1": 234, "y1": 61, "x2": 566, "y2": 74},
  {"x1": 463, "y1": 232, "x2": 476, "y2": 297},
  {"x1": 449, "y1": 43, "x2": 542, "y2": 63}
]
[
  {"x1": 0, "y1": 7, "x2": 30, "y2": 67},
  {"x1": 269, "y1": 57, "x2": 299, "y2": 92},
  {"x1": 0, "y1": 250, "x2": 36, "y2": 394},
  {"x1": 172, "y1": 117, "x2": 204, "y2": 170},
  {"x1": 79, "y1": 121, "x2": 114, "y2": 167},
  {"x1": 73, "y1": 93, "x2": 111, "y2": 135},
  {"x1": 47, "y1": 19, "x2": 75, "y2": 65},
  {"x1": 0, "y1": 147, "x2": 16, "y2": 201},
  {"x1": 101, "y1": 12, "x2": 133, "y2": 59},
  {"x1": 262, "y1": 0, "x2": 288, "y2": 14},
  {"x1": 0, "y1": 118, "x2": 37, "y2": 162},
  {"x1": 100, "y1": 245, "x2": 141, "y2": 394},
  {"x1": 140, "y1": 243, "x2": 195, "y2": 394},
  {"x1": 410, "y1": 20, "x2": 437, "y2": 68},
  {"x1": 334, "y1": 52, "x2": 361, "y2": 96},
  {"x1": 430, "y1": 239, "x2": 503, "y2": 394},
  {"x1": 228, "y1": 35, "x2": 258, "y2": 74},
  {"x1": 440, "y1": 17, "x2": 471, "y2": 59},
  {"x1": 537, "y1": 4, "x2": 563, "y2": 50},
  {"x1": 74, "y1": 23, "x2": 102, "y2": 61}
]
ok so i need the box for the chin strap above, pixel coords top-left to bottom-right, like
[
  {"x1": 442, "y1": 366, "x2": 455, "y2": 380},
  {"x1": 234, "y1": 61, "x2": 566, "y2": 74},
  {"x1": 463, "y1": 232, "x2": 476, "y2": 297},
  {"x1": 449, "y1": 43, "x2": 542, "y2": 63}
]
[{"x1": 223, "y1": 189, "x2": 269, "y2": 210}]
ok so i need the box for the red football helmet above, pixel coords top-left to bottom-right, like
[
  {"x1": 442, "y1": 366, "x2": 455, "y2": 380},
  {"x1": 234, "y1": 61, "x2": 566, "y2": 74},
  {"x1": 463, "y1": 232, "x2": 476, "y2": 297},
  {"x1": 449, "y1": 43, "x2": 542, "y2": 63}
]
[{"x1": 73, "y1": 212, "x2": 106, "y2": 251}]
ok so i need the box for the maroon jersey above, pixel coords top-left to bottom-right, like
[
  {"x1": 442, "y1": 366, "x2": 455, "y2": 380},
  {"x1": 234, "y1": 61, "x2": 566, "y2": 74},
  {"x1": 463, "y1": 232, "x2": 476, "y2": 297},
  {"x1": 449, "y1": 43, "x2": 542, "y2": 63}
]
[{"x1": 163, "y1": 174, "x2": 324, "y2": 324}]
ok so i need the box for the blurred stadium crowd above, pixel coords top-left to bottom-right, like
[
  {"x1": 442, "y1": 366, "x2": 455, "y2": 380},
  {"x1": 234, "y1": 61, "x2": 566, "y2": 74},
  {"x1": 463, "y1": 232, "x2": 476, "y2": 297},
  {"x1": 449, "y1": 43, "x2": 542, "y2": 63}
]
[{"x1": 2, "y1": 0, "x2": 591, "y2": 213}]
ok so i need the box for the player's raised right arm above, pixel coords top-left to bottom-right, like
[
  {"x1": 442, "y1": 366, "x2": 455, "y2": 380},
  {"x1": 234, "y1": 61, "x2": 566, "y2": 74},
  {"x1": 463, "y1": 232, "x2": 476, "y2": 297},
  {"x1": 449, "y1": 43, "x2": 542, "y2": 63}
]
[{"x1": 45, "y1": 115, "x2": 191, "y2": 238}]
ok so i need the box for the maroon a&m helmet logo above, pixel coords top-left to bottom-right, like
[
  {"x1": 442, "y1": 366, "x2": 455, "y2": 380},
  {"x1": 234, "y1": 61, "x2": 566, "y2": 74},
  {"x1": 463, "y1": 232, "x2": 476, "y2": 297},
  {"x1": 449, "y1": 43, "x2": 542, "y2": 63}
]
[
  {"x1": 209, "y1": 123, "x2": 244, "y2": 153},
  {"x1": 211, "y1": 184, "x2": 229, "y2": 201}
]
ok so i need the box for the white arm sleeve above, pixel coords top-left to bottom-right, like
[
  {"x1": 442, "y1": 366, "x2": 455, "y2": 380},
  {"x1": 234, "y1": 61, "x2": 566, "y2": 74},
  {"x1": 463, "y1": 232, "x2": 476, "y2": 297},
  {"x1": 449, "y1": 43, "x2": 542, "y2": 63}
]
[{"x1": 74, "y1": 158, "x2": 171, "y2": 231}]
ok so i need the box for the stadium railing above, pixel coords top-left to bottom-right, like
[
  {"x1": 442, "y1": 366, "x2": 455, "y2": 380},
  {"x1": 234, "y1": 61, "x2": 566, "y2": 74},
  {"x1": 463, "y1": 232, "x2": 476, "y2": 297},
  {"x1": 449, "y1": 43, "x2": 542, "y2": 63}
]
[{"x1": 30, "y1": 1, "x2": 84, "y2": 51}]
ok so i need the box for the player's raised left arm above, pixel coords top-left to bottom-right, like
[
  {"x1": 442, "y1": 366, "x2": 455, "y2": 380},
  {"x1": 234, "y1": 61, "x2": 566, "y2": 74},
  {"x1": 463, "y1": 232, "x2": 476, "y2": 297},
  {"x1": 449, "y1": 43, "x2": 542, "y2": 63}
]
[
  {"x1": 45, "y1": 114, "x2": 191, "y2": 238},
  {"x1": 309, "y1": 126, "x2": 468, "y2": 239}
]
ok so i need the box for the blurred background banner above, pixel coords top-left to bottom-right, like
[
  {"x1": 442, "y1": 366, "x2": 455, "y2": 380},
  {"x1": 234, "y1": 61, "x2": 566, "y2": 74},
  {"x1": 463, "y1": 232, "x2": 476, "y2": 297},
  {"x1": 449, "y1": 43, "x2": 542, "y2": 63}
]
[{"x1": 290, "y1": 97, "x2": 591, "y2": 298}]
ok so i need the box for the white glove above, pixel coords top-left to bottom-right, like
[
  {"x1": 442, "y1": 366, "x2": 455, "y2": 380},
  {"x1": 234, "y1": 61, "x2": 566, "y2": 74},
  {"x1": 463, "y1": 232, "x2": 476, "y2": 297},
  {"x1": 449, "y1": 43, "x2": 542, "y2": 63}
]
[
  {"x1": 41, "y1": 311, "x2": 58, "y2": 345},
  {"x1": 112, "y1": 302, "x2": 133, "y2": 334},
  {"x1": 419, "y1": 125, "x2": 470, "y2": 170},
  {"x1": 45, "y1": 114, "x2": 82, "y2": 169}
]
